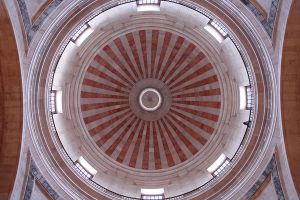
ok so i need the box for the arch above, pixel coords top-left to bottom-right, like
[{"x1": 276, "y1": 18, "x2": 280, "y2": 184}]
[
  {"x1": 281, "y1": 0, "x2": 300, "y2": 195},
  {"x1": 0, "y1": 1, "x2": 23, "y2": 199}
]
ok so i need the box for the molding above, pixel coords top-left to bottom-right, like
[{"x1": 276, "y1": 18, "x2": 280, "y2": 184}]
[
  {"x1": 24, "y1": 0, "x2": 277, "y2": 199},
  {"x1": 250, "y1": 0, "x2": 268, "y2": 18},
  {"x1": 243, "y1": 154, "x2": 285, "y2": 200},
  {"x1": 16, "y1": 0, "x2": 63, "y2": 44},
  {"x1": 49, "y1": 3, "x2": 253, "y2": 198},
  {"x1": 31, "y1": 0, "x2": 53, "y2": 24},
  {"x1": 31, "y1": 0, "x2": 53, "y2": 23},
  {"x1": 241, "y1": 0, "x2": 280, "y2": 38},
  {"x1": 249, "y1": 175, "x2": 272, "y2": 200},
  {"x1": 23, "y1": 160, "x2": 60, "y2": 200}
]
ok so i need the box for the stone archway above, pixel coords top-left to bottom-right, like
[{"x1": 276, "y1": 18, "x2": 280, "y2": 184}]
[
  {"x1": 281, "y1": 0, "x2": 300, "y2": 196},
  {"x1": 0, "y1": 2, "x2": 23, "y2": 199}
]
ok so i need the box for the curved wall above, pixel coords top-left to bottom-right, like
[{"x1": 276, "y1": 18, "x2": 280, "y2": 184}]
[
  {"x1": 0, "y1": 0, "x2": 299, "y2": 199},
  {"x1": 0, "y1": 1, "x2": 23, "y2": 199},
  {"x1": 281, "y1": 0, "x2": 300, "y2": 196},
  {"x1": 24, "y1": 0, "x2": 274, "y2": 199}
]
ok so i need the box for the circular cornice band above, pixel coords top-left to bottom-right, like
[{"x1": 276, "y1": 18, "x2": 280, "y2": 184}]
[
  {"x1": 139, "y1": 88, "x2": 162, "y2": 111},
  {"x1": 24, "y1": 2, "x2": 272, "y2": 198}
]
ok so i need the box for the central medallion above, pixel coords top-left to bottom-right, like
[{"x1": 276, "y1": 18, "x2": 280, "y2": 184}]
[
  {"x1": 139, "y1": 88, "x2": 162, "y2": 111},
  {"x1": 128, "y1": 78, "x2": 171, "y2": 121}
]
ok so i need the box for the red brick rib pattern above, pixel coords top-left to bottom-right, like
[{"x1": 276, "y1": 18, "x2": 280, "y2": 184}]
[{"x1": 80, "y1": 30, "x2": 221, "y2": 170}]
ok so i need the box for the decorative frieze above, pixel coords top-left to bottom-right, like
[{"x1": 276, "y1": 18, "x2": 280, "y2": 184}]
[
  {"x1": 243, "y1": 155, "x2": 285, "y2": 200},
  {"x1": 241, "y1": 0, "x2": 280, "y2": 38},
  {"x1": 16, "y1": 0, "x2": 63, "y2": 43},
  {"x1": 23, "y1": 161, "x2": 60, "y2": 200}
]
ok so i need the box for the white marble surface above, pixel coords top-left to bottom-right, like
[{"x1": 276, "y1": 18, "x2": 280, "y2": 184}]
[
  {"x1": 25, "y1": 0, "x2": 47, "y2": 20},
  {"x1": 256, "y1": 0, "x2": 273, "y2": 15},
  {"x1": 256, "y1": 179, "x2": 278, "y2": 200}
]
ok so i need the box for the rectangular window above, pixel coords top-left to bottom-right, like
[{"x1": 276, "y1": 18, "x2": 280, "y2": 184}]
[
  {"x1": 204, "y1": 20, "x2": 228, "y2": 43},
  {"x1": 141, "y1": 188, "x2": 164, "y2": 200},
  {"x1": 74, "y1": 157, "x2": 97, "y2": 179},
  {"x1": 212, "y1": 159, "x2": 230, "y2": 177},
  {"x1": 136, "y1": 0, "x2": 161, "y2": 12},
  {"x1": 56, "y1": 90, "x2": 63, "y2": 113},
  {"x1": 71, "y1": 23, "x2": 93, "y2": 46},
  {"x1": 74, "y1": 162, "x2": 93, "y2": 179},
  {"x1": 240, "y1": 86, "x2": 253, "y2": 110},
  {"x1": 207, "y1": 153, "x2": 231, "y2": 177},
  {"x1": 137, "y1": 0, "x2": 160, "y2": 5},
  {"x1": 246, "y1": 86, "x2": 253, "y2": 109},
  {"x1": 49, "y1": 90, "x2": 63, "y2": 114},
  {"x1": 49, "y1": 91, "x2": 56, "y2": 113},
  {"x1": 210, "y1": 20, "x2": 227, "y2": 37},
  {"x1": 239, "y1": 86, "x2": 247, "y2": 110},
  {"x1": 141, "y1": 195, "x2": 164, "y2": 200}
]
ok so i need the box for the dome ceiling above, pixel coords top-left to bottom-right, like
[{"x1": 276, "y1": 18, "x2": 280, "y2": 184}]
[
  {"x1": 11, "y1": 0, "x2": 285, "y2": 197},
  {"x1": 43, "y1": 2, "x2": 255, "y2": 198},
  {"x1": 80, "y1": 29, "x2": 221, "y2": 170}
]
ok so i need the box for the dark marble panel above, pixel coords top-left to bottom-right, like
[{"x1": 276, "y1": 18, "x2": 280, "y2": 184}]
[
  {"x1": 16, "y1": 0, "x2": 63, "y2": 43},
  {"x1": 23, "y1": 160, "x2": 60, "y2": 200},
  {"x1": 241, "y1": 0, "x2": 280, "y2": 38},
  {"x1": 243, "y1": 155, "x2": 285, "y2": 200}
]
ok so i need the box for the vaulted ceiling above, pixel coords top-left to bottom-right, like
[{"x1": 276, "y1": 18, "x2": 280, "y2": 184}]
[{"x1": 0, "y1": 0, "x2": 299, "y2": 199}]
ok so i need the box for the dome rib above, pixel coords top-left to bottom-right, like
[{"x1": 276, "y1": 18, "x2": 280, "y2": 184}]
[
  {"x1": 162, "y1": 43, "x2": 196, "y2": 82},
  {"x1": 157, "y1": 35, "x2": 184, "y2": 80},
  {"x1": 94, "y1": 54, "x2": 134, "y2": 86},
  {"x1": 80, "y1": 29, "x2": 221, "y2": 170},
  {"x1": 150, "y1": 30, "x2": 159, "y2": 78},
  {"x1": 154, "y1": 32, "x2": 172, "y2": 79},
  {"x1": 103, "y1": 45, "x2": 138, "y2": 83},
  {"x1": 126, "y1": 32, "x2": 144, "y2": 79}
]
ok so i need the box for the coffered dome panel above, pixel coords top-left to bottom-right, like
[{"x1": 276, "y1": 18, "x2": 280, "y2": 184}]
[{"x1": 80, "y1": 29, "x2": 221, "y2": 170}]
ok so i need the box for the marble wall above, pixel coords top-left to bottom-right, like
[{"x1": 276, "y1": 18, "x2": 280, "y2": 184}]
[
  {"x1": 241, "y1": 0, "x2": 280, "y2": 37},
  {"x1": 2, "y1": 0, "x2": 298, "y2": 199},
  {"x1": 0, "y1": 1, "x2": 23, "y2": 199},
  {"x1": 243, "y1": 155, "x2": 285, "y2": 200},
  {"x1": 281, "y1": 0, "x2": 300, "y2": 195},
  {"x1": 16, "y1": 0, "x2": 63, "y2": 43},
  {"x1": 23, "y1": 161, "x2": 60, "y2": 200}
]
